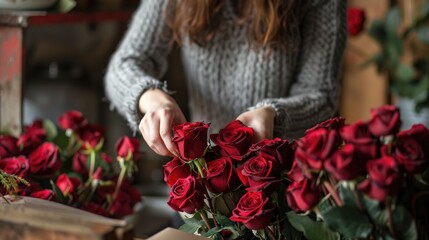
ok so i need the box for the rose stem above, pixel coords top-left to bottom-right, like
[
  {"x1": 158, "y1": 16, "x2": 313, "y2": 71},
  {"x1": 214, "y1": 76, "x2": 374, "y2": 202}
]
[
  {"x1": 113, "y1": 159, "x2": 127, "y2": 200},
  {"x1": 323, "y1": 181, "x2": 343, "y2": 206},
  {"x1": 220, "y1": 194, "x2": 233, "y2": 214},
  {"x1": 202, "y1": 180, "x2": 218, "y2": 227},
  {"x1": 89, "y1": 150, "x2": 96, "y2": 177},
  {"x1": 199, "y1": 209, "x2": 212, "y2": 230},
  {"x1": 386, "y1": 199, "x2": 397, "y2": 239},
  {"x1": 265, "y1": 226, "x2": 276, "y2": 240}
]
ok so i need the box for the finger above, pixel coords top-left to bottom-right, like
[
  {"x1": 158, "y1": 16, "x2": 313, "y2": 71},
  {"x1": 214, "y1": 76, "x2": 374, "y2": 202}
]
[
  {"x1": 147, "y1": 114, "x2": 173, "y2": 156},
  {"x1": 160, "y1": 112, "x2": 179, "y2": 157},
  {"x1": 140, "y1": 117, "x2": 163, "y2": 155}
]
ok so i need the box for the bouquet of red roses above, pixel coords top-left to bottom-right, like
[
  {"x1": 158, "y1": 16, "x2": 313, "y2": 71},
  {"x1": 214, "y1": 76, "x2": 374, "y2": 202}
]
[
  {"x1": 163, "y1": 105, "x2": 429, "y2": 239},
  {"x1": 0, "y1": 111, "x2": 141, "y2": 218}
]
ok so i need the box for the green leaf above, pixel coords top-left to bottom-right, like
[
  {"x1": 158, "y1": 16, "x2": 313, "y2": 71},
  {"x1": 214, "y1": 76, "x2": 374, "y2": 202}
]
[
  {"x1": 85, "y1": 153, "x2": 110, "y2": 174},
  {"x1": 360, "y1": 196, "x2": 388, "y2": 227},
  {"x1": 56, "y1": 0, "x2": 76, "y2": 13},
  {"x1": 214, "y1": 215, "x2": 235, "y2": 227},
  {"x1": 50, "y1": 179, "x2": 66, "y2": 204},
  {"x1": 282, "y1": 216, "x2": 304, "y2": 240},
  {"x1": 391, "y1": 206, "x2": 418, "y2": 240},
  {"x1": 322, "y1": 206, "x2": 372, "y2": 238},
  {"x1": 43, "y1": 119, "x2": 58, "y2": 141},
  {"x1": 179, "y1": 223, "x2": 200, "y2": 234},
  {"x1": 338, "y1": 184, "x2": 357, "y2": 206},
  {"x1": 417, "y1": 26, "x2": 429, "y2": 44},
  {"x1": 52, "y1": 129, "x2": 70, "y2": 151},
  {"x1": 386, "y1": 32, "x2": 403, "y2": 66},
  {"x1": 287, "y1": 211, "x2": 338, "y2": 240},
  {"x1": 386, "y1": 7, "x2": 401, "y2": 33},
  {"x1": 394, "y1": 64, "x2": 416, "y2": 82},
  {"x1": 368, "y1": 20, "x2": 387, "y2": 43}
]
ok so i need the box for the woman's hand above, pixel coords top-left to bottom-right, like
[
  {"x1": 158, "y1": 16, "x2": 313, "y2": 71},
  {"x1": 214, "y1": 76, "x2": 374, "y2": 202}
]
[
  {"x1": 236, "y1": 106, "x2": 276, "y2": 142},
  {"x1": 138, "y1": 89, "x2": 186, "y2": 157}
]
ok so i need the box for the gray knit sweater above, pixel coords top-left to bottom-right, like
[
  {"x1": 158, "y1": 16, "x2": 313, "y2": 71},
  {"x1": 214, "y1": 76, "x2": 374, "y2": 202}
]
[{"x1": 105, "y1": 0, "x2": 347, "y2": 140}]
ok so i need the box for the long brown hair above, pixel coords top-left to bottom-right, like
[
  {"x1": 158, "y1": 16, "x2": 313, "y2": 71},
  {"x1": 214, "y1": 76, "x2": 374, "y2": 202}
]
[{"x1": 166, "y1": 0, "x2": 299, "y2": 50}]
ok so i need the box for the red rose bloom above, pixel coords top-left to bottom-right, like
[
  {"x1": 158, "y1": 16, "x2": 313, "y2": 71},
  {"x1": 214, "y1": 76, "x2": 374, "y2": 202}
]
[
  {"x1": 28, "y1": 142, "x2": 62, "y2": 177},
  {"x1": 305, "y1": 117, "x2": 346, "y2": 134},
  {"x1": 248, "y1": 138, "x2": 294, "y2": 171},
  {"x1": 286, "y1": 179, "x2": 321, "y2": 212},
  {"x1": 17, "y1": 120, "x2": 46, "y2": 156},
  {"x1": 348, "y1": 8, "x2": 366, "y2": 36},
  {"x1": 82, "y1": 202, "x2": 109, "y2": 217},
  {"x1": 367, "y1": 105, "x2": 401, "y2": 137},
  {"x1": 77, "y1": 124, "x2": 105, "y2": 150},
  {"x1": 56, "y1": 173, "x2": 81, "y2": 197},
  {"x1": 393, "y1": 135, "x2": 427, "y2": 173},
  {"x1": 287, "y1": 161, "x2": 305, "y2": 183},
  {"x1": 210, "y1": 120, "x2": 254, "y2": 161},
  {"x1": 324, "y1": 144, "x2": 366, "y2": 180},
  {"x1": 30, "y1": 189, "x2": 54, "y2": 201},
  {"x1": 115, "y1": 136, "x2": 140, "y2": 160},
  {"x1": 340, "y1": 121, "x2": 379, "y2": 160},
  {"x1": 172, "y1": 122, "x2": 210, "y2": 161},
  {"x1": 167, "y1": 176, "x2": 205, "y2": 214},
  {"x1": 230, "y1": 191, "x2": 276, "y2": 230},
  {"x1": 0, "y1": 135, "x2": 18, "y2": 159},
  {"x1": 72, "y1": 152, "x2": 89, "y2": 177},
  {"x1": 397, "y1": 124, "x2": 429, "y2": 156},
  {"x1": 0, "y1": 156, "x2": 29, "y2": 177},
  {"x1": 58, "y1": 110, "x2": 88, "y2": 131},
  {"x1": 163, "y1": 157, "x2": 191, "y2": 187},
  {"x1": 358, "y1": 156, "x2": 403, "y2": 202},
  {"x1": 206, "y1": 156, "x2": 239, "y2": 193}
]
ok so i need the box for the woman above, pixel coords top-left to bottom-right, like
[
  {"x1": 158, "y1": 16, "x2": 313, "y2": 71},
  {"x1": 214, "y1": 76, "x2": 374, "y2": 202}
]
[{"x1": 105, "y1": 0, "x2": 347, "y2": 157}]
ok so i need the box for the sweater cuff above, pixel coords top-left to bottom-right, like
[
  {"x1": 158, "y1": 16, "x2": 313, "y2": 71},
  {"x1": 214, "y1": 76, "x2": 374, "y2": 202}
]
[{"x1": 123, "y1": 78, "x2": 171, "y2": 134}]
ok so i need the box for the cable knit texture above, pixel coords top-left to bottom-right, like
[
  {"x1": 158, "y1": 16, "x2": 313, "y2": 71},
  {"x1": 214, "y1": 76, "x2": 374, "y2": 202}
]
[{"x1": 105, "y1": 0, "x2": 347, "y2": 140}]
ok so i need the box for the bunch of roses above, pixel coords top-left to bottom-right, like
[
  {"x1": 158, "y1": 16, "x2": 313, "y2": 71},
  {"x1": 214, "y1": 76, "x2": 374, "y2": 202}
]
[
  {"x1": 0, "y1": 110, "x2": 142, "y2": 219},
  {"x1": 163, "y1": 105, "x2": 429, "y2": 240}
]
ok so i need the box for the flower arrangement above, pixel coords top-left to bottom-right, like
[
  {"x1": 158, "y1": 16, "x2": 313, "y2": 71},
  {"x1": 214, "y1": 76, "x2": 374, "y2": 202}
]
[
  {"x1": 0, "y1": 110, "x2": 142, "y2": 219},
  {"x1": 163, "y1": 105, "x2": 429, "y2": 239}
]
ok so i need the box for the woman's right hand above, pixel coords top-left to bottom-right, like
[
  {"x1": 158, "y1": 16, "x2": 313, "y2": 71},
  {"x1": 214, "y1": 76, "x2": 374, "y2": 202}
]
[{"x1": 138, "y1": 89, "x2": 186, "y2": 157}]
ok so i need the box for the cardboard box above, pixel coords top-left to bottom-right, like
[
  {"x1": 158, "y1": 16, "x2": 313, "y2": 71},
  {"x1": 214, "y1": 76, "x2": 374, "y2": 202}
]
[{"x1": 147, "y1": 228, "x2": 209, "y2": 240}]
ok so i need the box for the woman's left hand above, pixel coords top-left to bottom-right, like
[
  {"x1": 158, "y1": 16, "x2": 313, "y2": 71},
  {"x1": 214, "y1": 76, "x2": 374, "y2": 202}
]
[{"x1": 236, "y1": 106, "x2": 276, "y2": 142}]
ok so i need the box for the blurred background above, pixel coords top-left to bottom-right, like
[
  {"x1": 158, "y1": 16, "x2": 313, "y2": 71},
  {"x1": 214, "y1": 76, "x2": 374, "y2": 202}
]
[{"x1": 2, "y1": 0, "x2": 429, "y2": 237}]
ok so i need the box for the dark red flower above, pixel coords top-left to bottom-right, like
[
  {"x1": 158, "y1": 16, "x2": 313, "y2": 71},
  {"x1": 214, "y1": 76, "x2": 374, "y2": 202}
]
[
  {"x1": 28, "y1": 142, "x2": 62, "y2": 177},
  {"x1": 397, "y1": 124, "x2": 429, "y2": 156},
  {"x1": 324, "y1": 144, "x2": 366, "y2": 180},
  {"x1": 348, "y1": 8, "x2": 366, "y2": 36},
  {"x1": 0, "y1": 156, "x2": 29, "y2": 177},
  {"x1": 247, "y1": 138, "x2": 294, "y2": 171},
  {"x1": 340, "y1": 121, "x2": 379, "y2": 160},
  {"x1": 393, "y1": 135, "x2": 427, "y2": 173},
  {"x1": 56, "y1": 173, "x2": 81, "y2": 198},
  {"x1": 58, "y1": 110, "x2": 88, "y2": 131},
  {"x1": 206, "y1": 156, "x2": 239, "y2": 193},
  {"x1": 305, "y1": 117, "x2": 346, "y2": 134},
  {"x1": 0, "y1": 135, "x2": 18, "y2": 159},
  {"x1": 167, "y1": 176, "x2": 205, "y2": 214},
  {"x1": 115, "y1": 136, "x2": 140, "y2": 161},
  {"x1": 30, "y1": 189, "x2": 54, "y2": 201},
  {"x1": 163, "y1": 157, "x2": 191, "y2": 187},
  {"x1": 172, "y1": 122, "x2": 209, "y2": 161},
  {"x1": 77, "y1": 124, "x2": 105, "y2": 150},
  {"x1": 82, "y1": 202, "x2": 109, "y2": 217},
  {"x1": 17, "y1": 120, "x2": 46, "y2": 156},
  {"x1": 367, "y1": 105, "x2": 401, "y2": 137},
  {"x1": 286, "y1": 179, "x2": 321, "y2": 212}
]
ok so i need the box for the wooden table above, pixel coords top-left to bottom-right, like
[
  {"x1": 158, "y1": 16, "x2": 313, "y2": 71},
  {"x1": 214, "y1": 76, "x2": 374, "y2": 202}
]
[{"x1": 0, "y1": 8, "x2": 132, "y2": 136}]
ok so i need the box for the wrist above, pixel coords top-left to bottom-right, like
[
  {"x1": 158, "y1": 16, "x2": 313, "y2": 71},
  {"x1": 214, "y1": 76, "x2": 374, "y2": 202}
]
[{"x1": 139, "y1": 88, "x2": 169, "y2": 114}]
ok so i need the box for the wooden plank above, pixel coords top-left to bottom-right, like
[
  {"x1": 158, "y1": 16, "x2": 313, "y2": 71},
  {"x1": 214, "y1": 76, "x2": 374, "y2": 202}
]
[{"x1": 0, "y1": 26, "x2": 23, "y2": 136}]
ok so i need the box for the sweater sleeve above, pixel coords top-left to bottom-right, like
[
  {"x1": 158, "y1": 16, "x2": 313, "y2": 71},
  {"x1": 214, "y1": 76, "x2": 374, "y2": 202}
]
[
  {"x1": 251, "y1": 0, "x2": 347, "y2": 140},
  {"x1": 104, "y1": 0, "x2": 173, "y2": 133}
]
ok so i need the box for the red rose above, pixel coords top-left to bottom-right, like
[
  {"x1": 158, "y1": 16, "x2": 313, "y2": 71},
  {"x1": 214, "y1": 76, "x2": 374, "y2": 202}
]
[
  {"x1": 72, "y1": 152, "x2": 88, "y2": 177},
  {"x1": 230, "y1": 191, "x2": 276, "y2": 230},
  {"x1": 210, "y1": 120, "x2": 254, "y2": 161},
  {"x1": 30, "y1": 189, "x2": 54, "y2": 201},
  {"x1": 295, "y1": 128, "x2": 342, "y2": 177},
  {"x1": 172, "y1": 122, "x2": 209, "y2": 161},
  {"x1": 286, "y1": 179, "x2": 321, "y2": 212},
  {"x1": 58, "y1": 110, "x2": 88, "y2": 131},
  {"x1": 77, "y1": 124, "x2": 105, "y2": 150},
  {"x1": 0, "y1": 156, "x2": 29, "y2": 177},
  {"x1": 324, "y1": 144, "x2": 366, "y2": 180},
  {"x1": 115, "y1": 136, "x2": 140, "y2": 161},
  {"x1": 340, "y1": 121, "x2": 379, "y2": 160},
  {"x1": 108, "y1": 180, "x2": 141, "y2": 218},
  {"x1": 17, "y1": 120, "x2": 46, "y2": 155},
  {"x1": 358, "y1": 156, "x2": 403, "y2": 202},
  {"x1": 56, "y1": 173, "x2": 81, "y2": 197},
  {"x1": 287, "y1": 161, "x2": 305, "y2": 183},
  {"x1": 248, "y1": 138, "x2": 294, "y2": 171},
  {"x1": 367, "y1": 105, "x2": 401, "y2": 137},
  {"x1": 237, "y1": 152, "x2": 281, "y2": 195},
  {"x1": 206, "y1": 156, "x2": 239, "y2": 193},
  {"x1": 393, "y1": 135, "x2": 427, "y2": 173},
  {"x1": 348, "y1": 8, "x2": 366, "y2": 36},
  {"x1": 82, "y1": 202, "x2": 109, "y2": 217},
  {"x1": 167, "y1": 176, "x2": 205, "y2": 214},
  {"x1": 398, "y1": 124, "x2": 429, "y2": 156},
  {"x1": 163, "y1": 157, "x2": 191, "y2": 187},
  {"x1": 305, "y1": 117, "x2": 346, "y2": 134},
  {"x1": 28, "y1": 142, "x2": 62, "y2": 177},
  {"x1": 0, "y1": 135, "x2": 18, "y2": 159}
]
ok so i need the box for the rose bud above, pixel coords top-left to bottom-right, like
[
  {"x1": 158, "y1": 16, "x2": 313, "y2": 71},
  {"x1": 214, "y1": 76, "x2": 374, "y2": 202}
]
[
  {"x1": 340, "y1": 121, "x2": 379, "y2": 160},
  {"x1": 295, "y1": 128, "x2": 342, "y2": 178},
  {"x1": 82, "y1": 202, "x2": 109, "y2": 217},
  {"x1": 58, "y1": 110, "x2": 88, "y2": 131},
  {"x1": 248, "y1": 138, "x2": 295, "y2": 171},
  {"x1": 398, "y1": 124, "x2": 429, "y2": 156},
  {"x1": 77, "y1": 124, "x2": 105, "y2": 150},
  {"x1": 115, "y1": 136, "x2": 141, "y2": 161},
  {"x1": 347, "y1": 8, "x2": 366, "y2": 36},
  {"x1": 210, "y1": 120, "x2": 254, "y2": 161},
  {"x1": 305, "y1": 116, "x2": 346, "y2": 134},
  {"x1": 17, "y1": 120, "x2": 46, "y2": 156},
  {"x1": 206, "y1": 156, "x2": 239, "y2": 193},
  {"x1": 30, "y1": 189, "x2": 54, "y2": 201},
  {"x1": 0, "y1": 156, "x2": 29, "y2": 177},
  {"x1": 56, "y1": 173, "x2": 81, "y2": 198},
  {"x1": 358, "y1": 156, "x2": 403, "y2": 202},
  {"x1": 286, "y1": 179, "x2": 321, "y2": 212},
  {"x1": 167, "y1": 176, "x2": 205, "y2": 214},
  {"x1": 0, "y1": 135, "x2": 19, "y2": 159},
  {"x1": 72, "y1": 152, "x2": 89, "y2": 178},
  {"x1": 230, "y1": 191, "x2": 276, "y2": 230},
  {"x1": 163, "y1": 157, "x2": 191, "y2": 187},
  {"x1": 393, "y1": 135, "x2": 427, "y2": 173},
  {"x1": 236, "y1": 152, "x2": 281, "y2": 195},
  {"x1": 367, "y1": 105, "x2": 401, "y2": 137},
  {"x1": 172, "y1": 122, "x2": 209, "y2": 161},
  {"x1": 324, "y1": 144, "x2": 366, "y2": 180},
  {"x1": 28, "y1": 142, "x2": 62, "y2": 177},
  {"x1": 287, "y1": 161, "x2": 305, "y2": 183}
]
